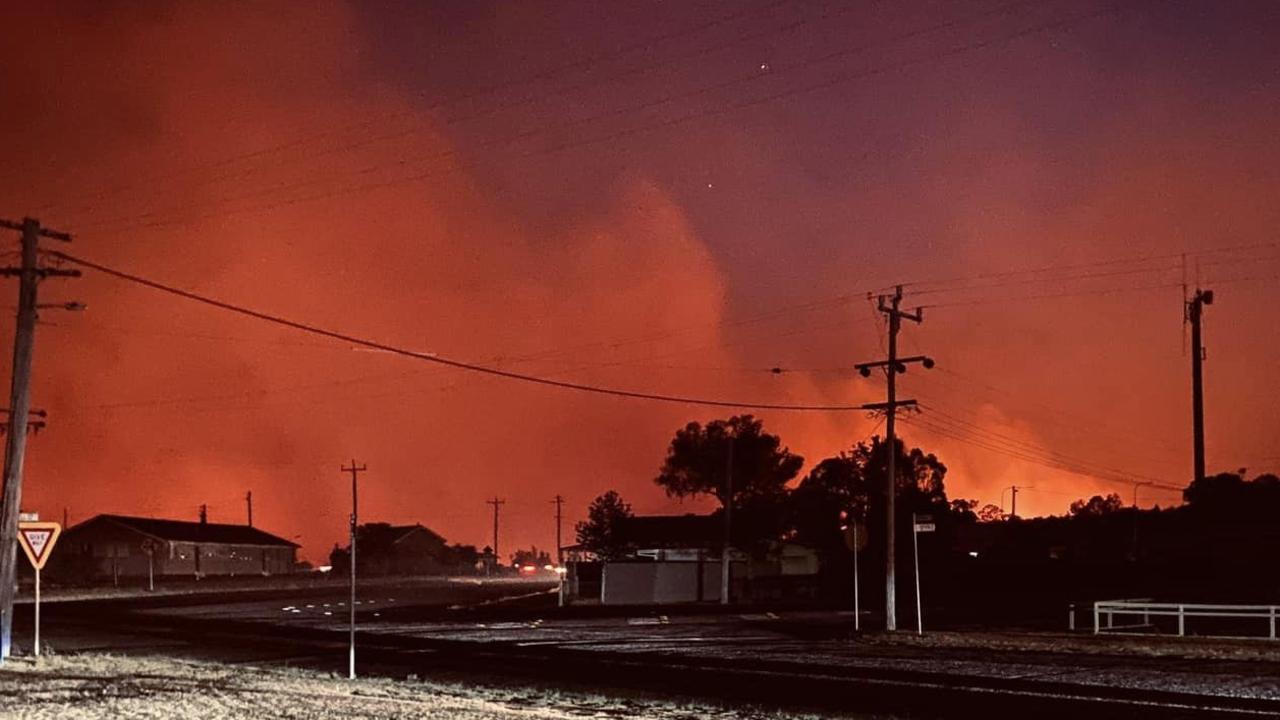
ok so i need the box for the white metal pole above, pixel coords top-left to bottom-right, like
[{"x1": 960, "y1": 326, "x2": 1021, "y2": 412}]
[
  {"x1": 912, "y1": 515, "x2": 922, "y2": 635},
  {"x1": 852, "y1": 515, "x2": 860, "y2": 632},
  {"x1": 148, "y1": 552, "x2": 154, "y2": 592},
  {"x1": 33, "y1": 567, "x2": 39, "y2": 658},
  {"x1": 350, "y1": 474, "x2": 357, "y2": 680}
]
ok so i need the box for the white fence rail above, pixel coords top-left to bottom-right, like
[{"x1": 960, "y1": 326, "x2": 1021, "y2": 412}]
[{"x1": 1092, "y1": 599, "x2": 1279, "y2": 639}]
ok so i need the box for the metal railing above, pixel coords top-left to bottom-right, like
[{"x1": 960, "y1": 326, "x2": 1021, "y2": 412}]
[{"x1": 1092, "y1": 599, "x2": 1279, "y2": 639}]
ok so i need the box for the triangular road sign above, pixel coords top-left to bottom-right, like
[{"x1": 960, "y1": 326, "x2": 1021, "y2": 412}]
[{"x1": 17, "y1": 521, "x2": 61, "y2": 570}]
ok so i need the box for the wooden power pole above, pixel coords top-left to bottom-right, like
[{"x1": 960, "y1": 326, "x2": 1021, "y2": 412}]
[
  {"x1": 1187, "y1": 289, "x2": 1213, "y2": 485},
  {"x1": 0, "y1": 218, "x2": 76, "y2": 663},
  {"x1": 487, "y1": 497, "x2": 505, "y2": 568}
]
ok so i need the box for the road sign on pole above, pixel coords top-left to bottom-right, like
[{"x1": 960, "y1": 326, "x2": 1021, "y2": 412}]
[
  {"x1": 17, "y1": 521, "x2": 60, "y2": 658},
  {"x1": 17, "y1": 522, "x2": 59, "y2": 571},
  {"x1": 911, "y1": 513, "x2": 927, "y2": 636},
  {"x1": 140, "y1": 539, "x2": 158, "y2": 592}
]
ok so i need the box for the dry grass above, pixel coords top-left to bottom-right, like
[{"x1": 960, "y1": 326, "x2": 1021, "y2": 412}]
[{"x1": 0, "y1": 653, "x2": 853, "y2": 720}]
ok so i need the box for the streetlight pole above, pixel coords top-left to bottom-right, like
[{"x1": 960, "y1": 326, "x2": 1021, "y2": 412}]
[{"x1": 341, "y1": 460, "x2": 366, "y2": 680}]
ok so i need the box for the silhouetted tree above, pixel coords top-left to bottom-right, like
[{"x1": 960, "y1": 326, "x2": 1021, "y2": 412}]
[
  {"x1": 575, "y1": 490, "x2": 634, "y2": 560},
  {"x1": 976, "y1": 503, "x2": 1006, "y2": 523},
  {"x1": 788, "y1": 453, "x2": 870, "y2": 552},
  {"x1": 655, "y1": 415, "x2": 803, "y2": 548},
  {"x1": 1183, "y1": 470, "x2": 1280, "y2": 521},
  {"x1": 788, "y1": 435, "x2": 950, "y2": 555},
  {"x1": 446, "y1": 543, "x2": 481, "y2": 569},
  {"x1": 1069, "y1": 493, "x2": 1124, "y2": 517},
  {"x1": 511, "y1": 546, "x2": 552, "y2": 568},
  {"x1": 328, "y1": 543, "x2": 348, "y2": 574},
  {"x1": 950, "y1": 498, "x2": 979, "y2": 523}
]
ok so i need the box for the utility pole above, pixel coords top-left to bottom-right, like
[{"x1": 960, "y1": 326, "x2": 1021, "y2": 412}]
[
  {"x1": 721, "y1": 436, "x2": 734, "y2": 605},
  {"x1": 552, "y1": 494, "x2": 565, "y2": 607},
  {"x1": 1003, "y1": 485, "x2": 1032, "y2": 520},
  {"x1": 855, "y1": 285, "x2": 933, "y2": 632},
  {"x1": 551, "y1": 495, "x2": 564, "y2": 565},
  {"x1": 0, "y1": 218, "x2": 75, "y2": 663},
  {"x1": 1187, "y1": 289, "x2": 1213, "y2": 485},
  {"x1": 1131, "y1": 481, "x2": 1153, "y2": 509},
  {"x1": 246, "y1": 490, "x2": 253, "y2": 527},
  {"x1": 341, "y1": 459, "x2": 366, "y2": 680},
  {"x1": 487, "y1": 497, "x2": 505, "y2": 569}
]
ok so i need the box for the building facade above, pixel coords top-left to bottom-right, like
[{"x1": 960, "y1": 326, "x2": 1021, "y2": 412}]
[{"x1": 55, "y1": 514, "x2": 299, "y2": 580}]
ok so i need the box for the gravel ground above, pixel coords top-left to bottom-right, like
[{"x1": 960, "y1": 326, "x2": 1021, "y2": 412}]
[{"x1": 0, "y1": 654, "x2": 877, "y2": 720}]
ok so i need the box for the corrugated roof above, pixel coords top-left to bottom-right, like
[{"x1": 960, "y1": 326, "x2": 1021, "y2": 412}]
[{"x1": 76, "y1": 514, "x2": 299, "y2": 547}]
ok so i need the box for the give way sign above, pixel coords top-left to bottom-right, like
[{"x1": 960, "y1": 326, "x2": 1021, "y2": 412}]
[{"x1": 17, "y1": 521, "x2": 61, "y2": 570}]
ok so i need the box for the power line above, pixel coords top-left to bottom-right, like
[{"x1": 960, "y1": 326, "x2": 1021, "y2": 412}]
[
  {"x1": 909, "y1": 366, "x2": 1185, "y2": 458},
  {"x1": 898, "y1": 412, "x2": 1182, "y2": 492},
  {"x1": 920, "y1": 281, "x2": 1186, "y2": 309},
  {"x1": 82, "y1": 2, "x2": 1101, "y2": 234},
  {"x1": 882, "y1": 242, "x2": 1278, "y2": 294},
  {"x1": 91, "y1": 1, "x2": 1029, "y2": 230},
  {"x1": 39, "y1": 0, "x2": 804, "y2": 218},
  {"x1": 915, "y1": 402, "x2": 1172, "y2": 486},
  {"x1": 50, "y1": 251, "x2": 866, "y2": 413}
]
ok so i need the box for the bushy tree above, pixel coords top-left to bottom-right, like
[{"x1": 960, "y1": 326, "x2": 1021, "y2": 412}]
[
  {"x1": 511, "y1": 546, "x2": 552, "y2": 568},
  {"x1": 788, "y1": 435, "x2": 950, "y2": 555},
  {"x1": 655, "y1": 415, "x2": 803, "y2": 507},
  {"x1": 1183, "y1": 470, "x2": 1280, "y2": 521},
  {"x1": 575, "y1": 490, "x2": 634, "y2": 560},
  {"x1": 976, "y1": 503, "x2": 1006, "y2": 523},
  {"x1": 446, "y1": 543, "x2": 480, "y2": 569},
  {"x1": 1069, "y1": 493, "x2": 1125, "y2": 517},
  {"x1": 655, "y1": 415, "x2": 803, "y2": 549},
  {"x1": 950, "y1": 498, "x2": 979, "y2": 523}
]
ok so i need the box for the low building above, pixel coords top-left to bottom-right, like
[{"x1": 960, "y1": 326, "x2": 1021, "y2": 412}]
[
  {"x1": 569, "y1": 513, "x2": 819, "y2": 605},
  {"x1": 329, "y1": 522, "x2": 473, "y2": 576},
  {"x1": 55, "y1": 514, "x2": 299, "y2": 580},
  {"x1": 358, "y1": 523, "x2": 451, "y2": 575}
]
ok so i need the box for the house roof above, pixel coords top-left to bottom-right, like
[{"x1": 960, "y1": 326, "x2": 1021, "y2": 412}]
[
  {"x1": 387, "y1": 523, "x2": 445, "y2": 545},
  {"x1": 73, "y1": 514, "x2": 299, "y2": 547},
  {"x1": 619, "y1": 514, "x2": 720, "y2": 548}
]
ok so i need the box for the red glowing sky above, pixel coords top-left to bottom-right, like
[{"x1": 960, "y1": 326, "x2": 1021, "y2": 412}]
[{"x1": 1, "y1": 2, "x2": 1278, "y2": 562}]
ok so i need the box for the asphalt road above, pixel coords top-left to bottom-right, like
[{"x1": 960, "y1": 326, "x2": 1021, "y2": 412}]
[{"x1": 24, "y1": 578, "x2": 1280, "y2": 719}]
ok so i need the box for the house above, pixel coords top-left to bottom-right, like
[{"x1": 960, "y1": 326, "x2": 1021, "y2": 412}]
[
  {"x1": 329, "y1": 522, "x2": 468, "y2": 576},
  {"x1": 54, "y1": 514, "x2": 299, "y2": 580},
  {"x1": 569, "y1": 513, "x2": 819, "y2": 605}
]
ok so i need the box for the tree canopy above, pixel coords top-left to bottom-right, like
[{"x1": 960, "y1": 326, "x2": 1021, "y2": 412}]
[
  {"x1": 574, "y1": 490, "x2": 634, "y2": 560},
  {"x1": 655, "y1": 415, "x2": 803, "y2": 507},
  {"x1": 1183, "y1": 470, "x2": 1280, "y2": 520},
  {"x1": 787, "y1": 435, "x2": 950, "y2": 554},
  {"x1": 1069, "y1": 493, "x2": 1125, "y2": 517}
]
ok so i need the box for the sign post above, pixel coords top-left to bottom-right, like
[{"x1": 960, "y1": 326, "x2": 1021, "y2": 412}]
[
  {"x1": 841, "y1": 511, "x2": 868, "y2": 633},
  {"x1": 16, "y1": 521, "x2": 61, "y2": 657},
  {"x1": 852, "y1": 515, "x2": 859, "y2": 632},
  {"x1": 911, "y1": 514, "x2": 934, "y2": 636},
  {"x1": 140, "y1": 539, "x2": 158, "y2": 592}
]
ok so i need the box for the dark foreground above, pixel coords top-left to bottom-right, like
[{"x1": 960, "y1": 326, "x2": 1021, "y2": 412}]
[{"x1": 15, "y1": 577, "x2": 1280, "y2": 719}]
